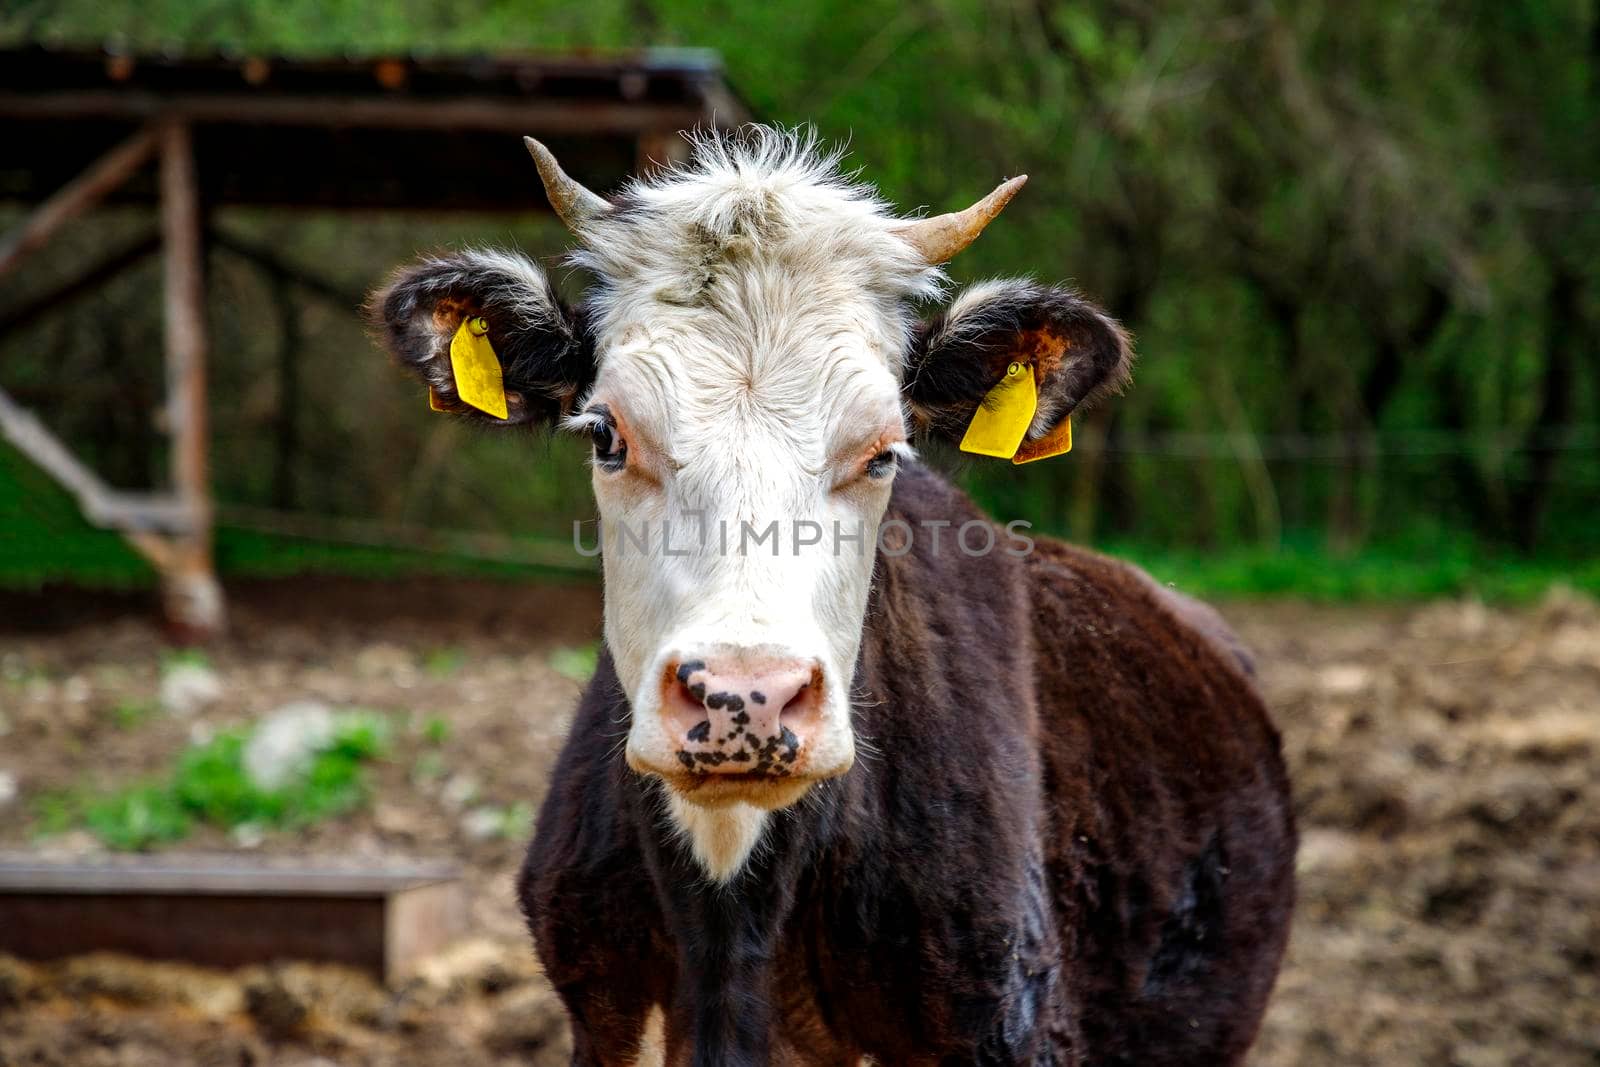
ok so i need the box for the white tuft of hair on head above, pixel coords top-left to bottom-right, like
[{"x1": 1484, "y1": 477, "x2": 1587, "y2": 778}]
[{"x1": 569, "y1": 125, "x2": 946, "y2": 366}]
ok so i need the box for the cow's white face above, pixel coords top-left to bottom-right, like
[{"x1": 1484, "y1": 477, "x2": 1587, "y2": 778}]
[
  {"x1": 369, "y1": 128, "x2": 1131, "y2": 880},
  {"x1": 569, "y1": 146, "x2": 939, "y2": 827}
]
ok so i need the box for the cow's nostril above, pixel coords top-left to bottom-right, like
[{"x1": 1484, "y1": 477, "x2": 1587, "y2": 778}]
[
  {"x1": 674, "y1": 659, "x2": 708, "y2": 705},
  {"x1": 661, "y1": 654, "x2": 823, "y2": 774},
  {"x1": 778, "y1": 667, "x2": 824, "y2": 727}
]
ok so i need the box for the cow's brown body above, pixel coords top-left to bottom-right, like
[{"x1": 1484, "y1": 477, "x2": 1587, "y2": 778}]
[{"x1": 520, "y1": 461, "x2": 1295, "y2": 1066}]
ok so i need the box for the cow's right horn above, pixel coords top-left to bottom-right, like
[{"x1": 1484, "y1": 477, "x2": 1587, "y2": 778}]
[
  {"x1": 524, "y1": 136, "x2": 613, "y2": 232},
  {"x1": 890, "y1": 175, "x2": 1027, "y2": 265}
]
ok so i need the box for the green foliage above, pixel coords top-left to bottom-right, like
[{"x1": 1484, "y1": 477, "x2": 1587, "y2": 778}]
[
  {"x1": 38, "y1": 710, "x2": 391, "y2": 850},
  {"x1": 170, "y1": 731, "x2": 262, "y2": 826},
  {"x1": 84, "y1": 786, "x2": 192, "y2": 851},
  {"x1": 0, "y1": 1, "x2": 1595, "y2": 589}
]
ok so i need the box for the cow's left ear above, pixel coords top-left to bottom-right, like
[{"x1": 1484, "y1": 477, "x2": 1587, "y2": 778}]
[
  {"x1": 366, "y1": 248, "x2": 594, "y2": 426},
  {"x1": 903, "y1": 279, "x2": 1133, "y2": 450}
]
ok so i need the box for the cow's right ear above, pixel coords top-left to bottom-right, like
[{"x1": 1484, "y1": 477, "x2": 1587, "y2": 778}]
[
  {"x1": 366, "y1": 248, "x2": 594, "y2": 426},
  {"x1": 902, "y1": 279, "x2": 1131, "y2": 453}
]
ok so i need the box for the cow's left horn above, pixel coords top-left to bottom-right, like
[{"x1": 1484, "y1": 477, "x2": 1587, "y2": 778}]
[
  {"x1": 891, "y1": 175, "x2": 1028, "y2": 264},
  {"x1": 524, "y1": 136, "x2": 613, "y2": 231}
]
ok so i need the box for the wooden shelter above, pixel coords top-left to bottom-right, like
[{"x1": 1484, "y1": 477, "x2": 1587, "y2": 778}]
[{"x1": 0, "y1": 45, "x2": 749, "y2": 636}]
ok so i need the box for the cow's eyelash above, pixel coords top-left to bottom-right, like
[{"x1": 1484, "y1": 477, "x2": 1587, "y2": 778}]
[
  {"x1": 848, "y1": 440, "x2": 912, "y2": 487},
  {"x1": 564, "y1": 408, "x2": 609, "y2": 436},
  {"x1": 573, "y1": 406, "x2": 628, "y2": 472}
]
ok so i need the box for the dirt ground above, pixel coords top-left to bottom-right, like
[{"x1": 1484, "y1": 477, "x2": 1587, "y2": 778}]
[{"x1": 1, "y1": 577, "x2": 1597, "y2": 1065}]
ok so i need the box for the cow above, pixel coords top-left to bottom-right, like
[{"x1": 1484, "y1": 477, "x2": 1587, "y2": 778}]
[{"x1": 368, "y1": 127, "x2": 1295, "y2": 1066}]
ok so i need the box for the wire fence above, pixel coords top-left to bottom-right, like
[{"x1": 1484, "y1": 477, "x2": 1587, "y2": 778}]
[
  {"x1": 206, "y1": 424, "x2": 1600, "y2": 570},
  {"x1": 1082, "y1": 425, "x2": 1600, "y2": 460}
]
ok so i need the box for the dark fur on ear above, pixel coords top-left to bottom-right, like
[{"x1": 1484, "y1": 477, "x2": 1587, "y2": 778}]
[
  {"x1": 904, "y1": 279, "x2": 1133, "y2": 443},
  {"x1": 365, "y1": 248, "x2": 595, "y2": 426}
]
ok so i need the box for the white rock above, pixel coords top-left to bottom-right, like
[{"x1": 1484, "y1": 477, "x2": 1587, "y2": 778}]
[
  {"x1": 441, "y1": 773, "x2": 480, "y2": 811},
  {"x1": 243, "y1": 701, "x2": 334, "y2": 791},
  {"x1": 0, "y1": 770, "x2": 17, "y2": 808},
  {"x1": 461, "y1": 806, "x2": 506, "y2": 841},
  {"x1": 159, "y1": 663, "x2": 223, "y2": 717},
  {"x1": 1317, "y1": 663, "x2": 1371, "y2": 696}
]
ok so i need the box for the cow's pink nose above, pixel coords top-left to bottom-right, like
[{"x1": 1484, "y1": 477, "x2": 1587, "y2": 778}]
[{"x1": 662, "y1": 654, "x2": 822, "y2": 776}]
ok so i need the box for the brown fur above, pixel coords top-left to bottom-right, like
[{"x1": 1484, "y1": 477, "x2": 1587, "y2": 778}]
[{"x1": 519, "y1": 462, "x2": 1296, "y2": 1065}]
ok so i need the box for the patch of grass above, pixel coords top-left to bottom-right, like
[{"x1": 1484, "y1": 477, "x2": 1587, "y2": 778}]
[
  {"x1": 420, "y1": 715, "x2": 450, "y2": 746},
  {"x1": 466, "y1": 801, "x2": 535, "y2": 841},
  {"x1": 1113, "y1": 539, "x2": 1600, "y2": 604},
  {"x1": 502, "y1": 801, "x2": 535, "y2": 840},
  {"x1": 2, "y1": 661, "x2": 50, "y2": 691},
  {"x1": 32, "y1": 793, "x2": 78, "y2": 838},
  {"x1": 548, "y1": 643, "x2": 599, "y2": 683},
  {"x1": 0, "y1": 445, "x2": 151, "y2": 590},
  {"x1": 36, "y1": 711, "x2": 391, "y2": 851},
  {"x1": 161, "y1": 648, "x2": 213, "y2": 672},
  {"x1": 110, "y1": 700, "x2": 158, "y2": 730},
  {"x1": 84, "y1": 786, "x2": 191, "y2": 851},
  {"x1": 423, "y1": 647, "x2": 465, "y2": 678}
]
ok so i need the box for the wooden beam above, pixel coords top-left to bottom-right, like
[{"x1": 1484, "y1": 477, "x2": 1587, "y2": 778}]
[
  {"x1": 0, "y1": 386, "x2": 107, "y2": 508},
  {"x1": 209, "y1": 229, "x2": 364, "y2": 309},
  {"x1": 0, "y1": 385, "x2": 195, "y2": 539},
  {"x1": 0, "y1": 230, "x2": 161, "y2": 337},
  {"x1": 0, "y1": 91, "x2": 708, "y2": 135},
  {"x1": 0, "y1": 853, "x2": 465, "y2": 982},
  {"x1": 0, "y1": 124, "x2": 159, "y2": 279},
  {"x1": 158, "y1": 119, "x2": 225, "y2": 639}
]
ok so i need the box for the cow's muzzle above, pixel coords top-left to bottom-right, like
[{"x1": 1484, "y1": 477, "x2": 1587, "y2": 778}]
[{"x1": 660, "y1": 651, "x2": 823, "y2": 779}]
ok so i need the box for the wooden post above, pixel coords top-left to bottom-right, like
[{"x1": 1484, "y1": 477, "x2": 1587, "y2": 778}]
[
  {"x1": 0, "y1": 125, "x2": 159, "y2": 279},
  {"x1": 158, "y1": 120, "x2": 225, "y2": 639}
]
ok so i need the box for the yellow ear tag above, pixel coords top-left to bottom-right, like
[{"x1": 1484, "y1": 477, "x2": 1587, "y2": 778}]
[
  {"x1": 428, "y1": 387, "x2": 446, "y2": 412},
  {"x1": 448, "y1": 316, "x2": 508, "y2": 420},
  {"x1": 959, "y1": 361, "x2": 1037, "y2": 459},
  {"x1": 1012, "y1": 414, "x2": 1072, "y2": 464}
]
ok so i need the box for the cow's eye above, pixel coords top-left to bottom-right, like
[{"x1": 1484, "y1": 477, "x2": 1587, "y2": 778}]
[
  {"x1": 589, "y1": 414, "x2": 627, "y2": 472},
  {"x1": 865, "y1": 449, "x2": 898, "y2": 480}
]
